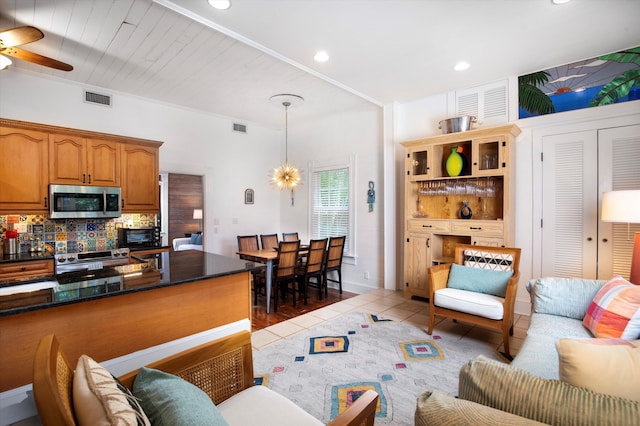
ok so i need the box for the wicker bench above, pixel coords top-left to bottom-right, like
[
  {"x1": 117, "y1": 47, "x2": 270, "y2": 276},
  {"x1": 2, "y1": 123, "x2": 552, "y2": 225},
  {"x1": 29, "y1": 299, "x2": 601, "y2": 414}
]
[{"x1": 33, "y1": 330, "x2": 378, "y2": 425}]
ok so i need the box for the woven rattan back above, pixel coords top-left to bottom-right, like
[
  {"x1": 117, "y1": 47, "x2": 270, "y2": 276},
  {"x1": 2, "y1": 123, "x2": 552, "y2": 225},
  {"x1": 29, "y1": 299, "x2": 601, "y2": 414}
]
[
  {"x1": 237, "y1": 235, "x2": 259, "y2": 254},
  {"x1": 260, "y1": 234, "x2": 279, "y2": 250},
  {"x1": 275, "y1": 240, "x2": 300, "y2": 279},
  {"x1": 305, "y1": 238, "x2": 328, "y2": 274},
  {"x1": 326, "y1": 236, "x2": 346, "y2": 270},
  {"x1": 282, "y1": 232, "x2": 299, "y2": 241},
  {"x1": 33, "y1": 334, "x2": 77, "y2": 426}
]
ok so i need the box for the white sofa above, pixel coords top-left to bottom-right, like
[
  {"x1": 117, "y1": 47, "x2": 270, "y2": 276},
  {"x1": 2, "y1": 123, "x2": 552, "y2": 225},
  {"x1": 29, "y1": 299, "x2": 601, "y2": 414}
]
[{"x1": 173, "y1": 235, "x2": 203, "y2": 251}]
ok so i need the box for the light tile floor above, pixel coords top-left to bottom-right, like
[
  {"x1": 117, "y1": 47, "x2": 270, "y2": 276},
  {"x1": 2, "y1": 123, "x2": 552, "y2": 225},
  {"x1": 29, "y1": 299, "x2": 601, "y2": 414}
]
[{"x1": 251, "y1": 289, "x2": 531, "y2": 357}]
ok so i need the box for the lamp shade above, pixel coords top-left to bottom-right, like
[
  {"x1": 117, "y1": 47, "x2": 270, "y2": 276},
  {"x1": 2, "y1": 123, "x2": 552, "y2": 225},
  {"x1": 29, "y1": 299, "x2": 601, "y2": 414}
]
[
  {"x1": 193, "y1": 209, "x2": 203, "y2": 220},
  {"x1": 601, "y1": 191, "x2": 640, "y2": 223}
]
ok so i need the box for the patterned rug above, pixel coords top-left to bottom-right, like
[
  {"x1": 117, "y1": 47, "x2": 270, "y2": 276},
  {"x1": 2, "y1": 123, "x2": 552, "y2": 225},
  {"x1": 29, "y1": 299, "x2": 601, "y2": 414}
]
[{"x1": 253, "y1": 312, "x2": 504, "y2": 425}]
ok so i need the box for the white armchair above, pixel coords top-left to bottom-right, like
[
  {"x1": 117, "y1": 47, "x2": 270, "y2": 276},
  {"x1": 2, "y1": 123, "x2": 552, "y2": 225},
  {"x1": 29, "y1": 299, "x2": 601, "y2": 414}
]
[{"x1": 173, "y1": 235, "x2": 203, "y2": 251}]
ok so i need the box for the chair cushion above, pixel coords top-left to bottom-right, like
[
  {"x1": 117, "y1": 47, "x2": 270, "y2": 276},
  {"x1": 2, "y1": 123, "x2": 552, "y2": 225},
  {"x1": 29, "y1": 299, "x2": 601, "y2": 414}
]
[
  {"x1": 133, "y1": 367, "x2": 228, "y2": 426},
  {"x1": 463, "y1": 249, "x2": 514, "y2": 272},
  {"x1": 583, "y1": 275, "x2": 640, "y2": 339},
  {"x1": 434, "y1": 288, "x2": 504, "y2": 320},
  {"x1": 217, "y1": 385, "x2": 323, "y2": 425},
  {"x1": 447, "y1": 263, "x2": 513, "y2": 297},
  {"x1": 556, "y1": 338, "x2": 640, "y2": 402},
  {"x1": 73, "y1": 355, "x2": 150, "y2": 426}
]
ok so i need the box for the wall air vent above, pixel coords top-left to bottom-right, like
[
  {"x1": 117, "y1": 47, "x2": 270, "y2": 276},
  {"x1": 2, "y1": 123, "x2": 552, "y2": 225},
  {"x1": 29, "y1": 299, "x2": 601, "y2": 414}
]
[
  {"x1": 83, "y1": 90, "x2": 112, "y2": 107},
  {"x1": 233, "y1": 123, "x2": 247, "y2": 133},
  {"x1": 455, "y1": 80, "x2": 508, "y2": 125}
]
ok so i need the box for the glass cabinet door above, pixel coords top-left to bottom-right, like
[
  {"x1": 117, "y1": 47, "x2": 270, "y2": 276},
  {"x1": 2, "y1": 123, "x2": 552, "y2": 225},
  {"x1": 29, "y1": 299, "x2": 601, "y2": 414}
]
[
  {"x1": 473, "y1": 137, "x2": 506, "y2": 176},
  {"x1": 407, "y1": 149, "x2": 430, "y2": 180}
]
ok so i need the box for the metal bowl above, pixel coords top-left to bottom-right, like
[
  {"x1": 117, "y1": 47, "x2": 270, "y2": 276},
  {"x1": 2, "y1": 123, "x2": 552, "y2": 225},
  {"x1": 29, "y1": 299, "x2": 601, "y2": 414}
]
[{"x1": 438, "y1": 116, "x2": 476, "y2": 134}]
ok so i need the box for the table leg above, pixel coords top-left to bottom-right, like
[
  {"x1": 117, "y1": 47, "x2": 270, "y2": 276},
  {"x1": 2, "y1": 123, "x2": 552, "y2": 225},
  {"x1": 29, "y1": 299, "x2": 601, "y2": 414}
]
[{"x1": 265, "y1": 259, "x2": 273, "y2": 314}]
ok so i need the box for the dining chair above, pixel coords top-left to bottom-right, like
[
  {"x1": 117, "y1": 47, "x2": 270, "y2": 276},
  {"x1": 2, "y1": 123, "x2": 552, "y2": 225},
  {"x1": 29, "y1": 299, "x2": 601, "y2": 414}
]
[
  {"x1": 272, "y1": 240, "x2": 300, "y2": 312},
  {"x1": 324, "y1": 236, "x2": 346, "y2": 295},
  {"x1": 260, "y1": 233, "x2": 279, "y2": 250},
  {"x1": 294, "y1": 238, "x2": 328, "y2": 304},
  {"x1": 237, "y1": 235, "x2": 264, "y2": 305},
  {"x1": 427, "y1": 243, "x2": 521, "y2": 357},
  {"x1": 282, "y1": 232, "x2": 299, "y2": 241}
]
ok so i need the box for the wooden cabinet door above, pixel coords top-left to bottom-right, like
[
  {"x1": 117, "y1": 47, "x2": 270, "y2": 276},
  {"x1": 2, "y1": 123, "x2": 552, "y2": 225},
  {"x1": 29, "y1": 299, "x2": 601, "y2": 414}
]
[
  {"x1": 49, "y1": 133, "x2": 87, "y2": 185},
  {"x1": 87, "y1": 139, "x2": 120, "y2": 186},
  {"x1": 404, "y1": 232, "x2": 431, "y2": 299},
  {"x1": 0, "y1": 126, "x2": 49, "y2": 212},
  {"x1": 121, "y1": 143, "x2": 159, "y2": 212}
]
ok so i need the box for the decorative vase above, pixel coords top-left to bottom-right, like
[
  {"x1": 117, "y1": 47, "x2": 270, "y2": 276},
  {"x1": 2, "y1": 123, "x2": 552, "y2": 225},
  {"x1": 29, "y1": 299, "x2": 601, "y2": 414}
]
[
  {"x1": 460, "y1": 200, "x2": 472, "y2": 219},
  {"x1": 446, "y1": 146, "x2": 464, "y2": 177}
]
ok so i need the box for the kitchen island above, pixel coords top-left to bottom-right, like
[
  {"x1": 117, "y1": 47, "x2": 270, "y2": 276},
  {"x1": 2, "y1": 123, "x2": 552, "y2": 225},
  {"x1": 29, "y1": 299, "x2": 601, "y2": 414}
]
[{"x1": 0, "y1": 250, "x2": 263, "y2": 392}]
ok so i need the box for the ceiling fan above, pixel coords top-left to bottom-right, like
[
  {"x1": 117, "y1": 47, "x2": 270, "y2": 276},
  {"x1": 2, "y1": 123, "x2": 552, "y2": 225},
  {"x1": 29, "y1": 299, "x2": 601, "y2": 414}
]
[{"x1": 0, "y1": 26, "x2": 73, "y2": 71}]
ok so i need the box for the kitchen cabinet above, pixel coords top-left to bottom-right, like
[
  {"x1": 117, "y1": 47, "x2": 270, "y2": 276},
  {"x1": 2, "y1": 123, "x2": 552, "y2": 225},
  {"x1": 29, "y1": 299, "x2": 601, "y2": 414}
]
[
  {"x1": 401, "y1": 124, "x2": 520, "y2": 299},
  {"x1": 49, "y1": 134, "x2": 120, "y2": 186},
  {"x1": 121, "y1": 143, "x2": 160, "y2": 212},
  {"x1": 0, "y1": 259, "x2": 54, "y2": 282},
  {"x1": 0, "y1": 126, "x2": 49, "y2": 212}
]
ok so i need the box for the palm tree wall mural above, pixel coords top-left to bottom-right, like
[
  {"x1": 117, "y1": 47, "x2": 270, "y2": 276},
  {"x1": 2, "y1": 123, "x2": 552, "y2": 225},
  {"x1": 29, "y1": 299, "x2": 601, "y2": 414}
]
[{"x1": 518, "y1": 45, "x2": 640, "y2": 119}]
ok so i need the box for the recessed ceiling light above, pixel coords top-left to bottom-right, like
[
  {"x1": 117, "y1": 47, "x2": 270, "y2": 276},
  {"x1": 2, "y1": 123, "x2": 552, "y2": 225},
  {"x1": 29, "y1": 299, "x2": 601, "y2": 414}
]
[
  {"x1": 314, "y1": 51, "x2": 329, "y2": 62},
  {"x1": 454, "y1": 62, "x2": 470, "y2": 71},
  {"x1": 208, "y1": 0, "x2": 231, "y2": 10},
  {"x1": 551, "y1": 0, "x2": 571, "y2": 4}
]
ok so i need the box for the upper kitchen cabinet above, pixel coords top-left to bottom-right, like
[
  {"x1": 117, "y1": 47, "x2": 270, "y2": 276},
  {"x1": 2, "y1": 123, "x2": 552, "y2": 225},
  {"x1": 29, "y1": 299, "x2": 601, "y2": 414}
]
[
  {"x1": 49, "y1": 134, "x2": 120, "y2": 186},
  {"x1": 121, "y1": 143, "x2": 160, "y2": 213},
  {"x1": 0, "y1": 126, "x2": 49, "y2": 213}
]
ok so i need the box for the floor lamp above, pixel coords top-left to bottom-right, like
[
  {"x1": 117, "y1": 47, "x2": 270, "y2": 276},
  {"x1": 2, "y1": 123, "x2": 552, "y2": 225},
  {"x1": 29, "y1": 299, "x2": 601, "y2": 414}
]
[
  {"x1": 601, "y1": 190, "x2": 640, "y2": 284},
  {"x1": 193, "y1": 209, "x2": 203, "y2": 234}
]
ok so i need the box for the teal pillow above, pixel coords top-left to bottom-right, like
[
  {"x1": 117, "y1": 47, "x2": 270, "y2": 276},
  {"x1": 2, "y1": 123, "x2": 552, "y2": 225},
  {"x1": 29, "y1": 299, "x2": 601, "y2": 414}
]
[
  {"x1": 195, "y1": 234, "x2": 203, "y2": 245},
  {"x1": 447, "y1": 263, "x2": 513, "y2": 298},
  {"x1": 133, "y1": 367, "x2": 228, "y2": 426}
]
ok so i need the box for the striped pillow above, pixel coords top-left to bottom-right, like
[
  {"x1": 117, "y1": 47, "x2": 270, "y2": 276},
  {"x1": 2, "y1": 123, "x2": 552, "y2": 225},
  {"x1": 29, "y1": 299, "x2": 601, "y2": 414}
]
[
  {"x1": 463, "y1": 249, "x2": 513, "y2": 272},
  {"x1": 583, "y1": 276, "x2": 640, "y2": 339}
]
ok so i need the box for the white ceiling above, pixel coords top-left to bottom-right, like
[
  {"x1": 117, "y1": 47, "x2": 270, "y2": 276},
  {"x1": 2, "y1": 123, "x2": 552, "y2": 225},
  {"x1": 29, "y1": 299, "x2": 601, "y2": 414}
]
[{"x1": 1, "y1": 0, "x2": 639, "y2": 128}]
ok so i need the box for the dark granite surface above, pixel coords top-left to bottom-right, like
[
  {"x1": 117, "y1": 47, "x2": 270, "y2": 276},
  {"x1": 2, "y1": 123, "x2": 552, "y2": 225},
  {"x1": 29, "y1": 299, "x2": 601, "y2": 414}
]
[
  {"x1": 0, "y1": 250, "x2": 264, "y2": 316},
  {"x1": 0, "y1": 252, "x2": 55, "y2": 263}
]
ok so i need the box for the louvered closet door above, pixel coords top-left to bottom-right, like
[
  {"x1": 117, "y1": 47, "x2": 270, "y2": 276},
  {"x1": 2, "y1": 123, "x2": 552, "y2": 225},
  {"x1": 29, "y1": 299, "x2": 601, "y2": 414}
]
[{"x1": 541, "y1": 125, "x2": 640, "y2": 280}]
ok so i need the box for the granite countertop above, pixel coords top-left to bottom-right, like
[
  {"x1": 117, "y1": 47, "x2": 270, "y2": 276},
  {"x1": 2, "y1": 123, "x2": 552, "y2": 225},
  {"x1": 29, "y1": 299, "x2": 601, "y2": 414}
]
[
  {"x1": 0, "y1": 250, "x2": 264, "y2": 316},
  {"x1": 0, "y1": 252, "x2": 55, "y2": 263}
]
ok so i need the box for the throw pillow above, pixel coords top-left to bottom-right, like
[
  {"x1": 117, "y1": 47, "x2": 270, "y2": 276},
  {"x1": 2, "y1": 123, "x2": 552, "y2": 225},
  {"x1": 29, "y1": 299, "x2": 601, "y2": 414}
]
[
  {"x1": 189, "y1": 234, "x2": 199, "y2": 245},
  {"x1": 583, "y1": 275, "x2": 640, "y2": 339},
  {"x1": 133, "y1": 367, "x2": 228, "y2": 426},
  {"x1": 463, "y1": 249, "x2": 513, "y2": 272},
  {"x1": 73, "y1": 355, "x2": 150, "y2": 426},
  {"x1": 556, "y1": 338, "x2": 640, "y2": 402},
  {"x1": 447, "y1": 263, "x2": 513, "y2": 298},
  {"x1": 459, "y1": 355, "x2": 640, "y2": 425}
]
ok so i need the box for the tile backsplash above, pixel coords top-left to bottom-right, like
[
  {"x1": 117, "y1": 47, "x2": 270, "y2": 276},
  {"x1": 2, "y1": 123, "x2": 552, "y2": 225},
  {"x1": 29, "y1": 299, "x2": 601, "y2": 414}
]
[{"x1": 0, "y1": 214, "x2": 157, "y2": 254}]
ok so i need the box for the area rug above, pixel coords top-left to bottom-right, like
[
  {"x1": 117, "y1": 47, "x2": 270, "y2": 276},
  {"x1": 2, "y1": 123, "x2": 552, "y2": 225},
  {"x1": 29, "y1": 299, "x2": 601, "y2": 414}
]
[{"x1": 253, "y1": 312, "x2": 504, "y2": 425}]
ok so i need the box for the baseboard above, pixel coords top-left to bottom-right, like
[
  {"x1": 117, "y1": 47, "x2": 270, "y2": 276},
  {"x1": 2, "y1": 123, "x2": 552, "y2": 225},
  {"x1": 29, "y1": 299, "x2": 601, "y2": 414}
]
[{"x1": 0, "y1": 319, "x2": 250, "y2": 426}]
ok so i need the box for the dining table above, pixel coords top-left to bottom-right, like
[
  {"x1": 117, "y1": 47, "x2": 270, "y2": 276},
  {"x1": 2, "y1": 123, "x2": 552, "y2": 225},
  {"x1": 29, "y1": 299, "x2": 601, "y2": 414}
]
[
  {"x1": 237, "y1": 245, "x2": 310, "y2": 314},
  {"x1": 237, "y1": 248, "x2": 278, "y2": 313}
]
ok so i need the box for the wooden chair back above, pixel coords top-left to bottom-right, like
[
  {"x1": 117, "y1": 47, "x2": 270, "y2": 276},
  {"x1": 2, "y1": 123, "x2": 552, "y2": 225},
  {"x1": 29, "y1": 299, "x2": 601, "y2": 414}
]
[
  {"x1": 282, "y1": 232, "x2": 299, "y2": 241},
  {"x1": 260, "y1": 234, "x2": 279, "y2": 250},
  {"x1": 237, "y1": 235, "x2": 259, "y2": 256},
  {"x1": 275, "y1": 240, "x2": 300, "y2": 279},
  {"x1": 326, "y1": 236, "x2": 346, "y2": 270},
  {"x1": 304, "y1": 238, "x2": 328, "y2": 274}
]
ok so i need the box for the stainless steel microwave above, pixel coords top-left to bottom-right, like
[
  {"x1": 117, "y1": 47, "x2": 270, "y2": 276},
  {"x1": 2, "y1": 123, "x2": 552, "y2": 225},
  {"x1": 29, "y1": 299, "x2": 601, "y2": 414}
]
[{"x1": 49, "y1": 184, "x2": 121, "y2": 219}]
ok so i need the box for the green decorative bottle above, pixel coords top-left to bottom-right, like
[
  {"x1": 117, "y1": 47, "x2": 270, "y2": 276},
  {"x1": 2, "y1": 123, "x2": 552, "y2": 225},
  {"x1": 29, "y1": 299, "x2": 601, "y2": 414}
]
[{"x1": 446, "y1": 146, "x2": 464, "y2": 177}]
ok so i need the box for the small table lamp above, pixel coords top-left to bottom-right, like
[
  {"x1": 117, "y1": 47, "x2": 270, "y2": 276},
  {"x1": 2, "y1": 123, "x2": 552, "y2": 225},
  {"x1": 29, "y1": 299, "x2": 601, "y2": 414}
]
[
  {"x1": 193, "y1": 208, "x2": 203, "y2": 234},
  {"x1": 601, "y1": 190, "x2": 640, "y2": 284}
]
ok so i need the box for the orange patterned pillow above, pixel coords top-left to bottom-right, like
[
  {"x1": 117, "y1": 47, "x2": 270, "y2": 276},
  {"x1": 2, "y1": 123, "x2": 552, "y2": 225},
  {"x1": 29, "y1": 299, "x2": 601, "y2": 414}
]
[{"x1": 583, "y1": 276, "x2": 640, "y2": 339}]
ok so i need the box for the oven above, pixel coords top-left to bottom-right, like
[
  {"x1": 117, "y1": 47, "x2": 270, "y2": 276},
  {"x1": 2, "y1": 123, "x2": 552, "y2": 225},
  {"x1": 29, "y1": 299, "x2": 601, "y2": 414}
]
[{"x1": 55, "y1": 249, "x2": 130, "y2": 274}]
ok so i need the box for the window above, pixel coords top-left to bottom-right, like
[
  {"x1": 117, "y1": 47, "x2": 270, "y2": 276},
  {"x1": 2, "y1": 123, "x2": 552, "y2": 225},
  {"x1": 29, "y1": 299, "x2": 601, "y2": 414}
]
[{"x1": 309, "y1": 156, "x2": 355, "y2": 258}]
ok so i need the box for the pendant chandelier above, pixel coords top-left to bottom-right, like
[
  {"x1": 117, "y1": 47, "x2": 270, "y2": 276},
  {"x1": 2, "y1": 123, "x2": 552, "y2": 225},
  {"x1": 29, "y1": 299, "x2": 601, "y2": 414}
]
[{"x1": 270, "y1": 94, "x2": 303, "y2": 194}]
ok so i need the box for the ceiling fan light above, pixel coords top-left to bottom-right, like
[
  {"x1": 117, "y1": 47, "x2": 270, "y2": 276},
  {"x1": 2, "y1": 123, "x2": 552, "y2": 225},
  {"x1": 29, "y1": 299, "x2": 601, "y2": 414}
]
[
  {"x1": 208, "y1": 0, "x2": 231, "y2": 10},
  {"x1": 0, "y1": 55, "x2": 12, "y2": 70}
]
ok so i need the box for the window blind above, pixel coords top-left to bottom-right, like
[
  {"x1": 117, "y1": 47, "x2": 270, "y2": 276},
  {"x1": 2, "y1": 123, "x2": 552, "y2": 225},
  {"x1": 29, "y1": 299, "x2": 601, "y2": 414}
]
[{"x1": 311, "y1": 167, "x2": 350, "y2": 253}]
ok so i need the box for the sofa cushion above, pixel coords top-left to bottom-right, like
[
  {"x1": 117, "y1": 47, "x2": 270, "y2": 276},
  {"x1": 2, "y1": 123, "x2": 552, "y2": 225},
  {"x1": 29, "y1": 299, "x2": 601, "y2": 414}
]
[
  {"x1": 583, "y1": 276, "x2": 640, "y2": 339},
  {"x1": 415, "y1": 390, "x2": 546, "y2": 426},
  {"x1": 527, "y1": 277, "x2": 605, "y2": 320},
  {"x1": 133, "y1": 367, "x2": 228, "y2": 426},
  {"x1": 459, "y1": 355, "x2": 640, "y2": 426},
  {"x1": 217, "y1": 385, "x2": 323, "y2": 425},
  {"x1": 73, "y1": 355, "x2": 150, "y2": 426},
  {"x1": 434, "y1": 288, "x2": 504, "y2": 320},
  {"x1": 556, "y1": 338, "x2": 640, "y2": 402},
  {"x1": 447, "y1": 263, "x2": 513, "y2": 297}
]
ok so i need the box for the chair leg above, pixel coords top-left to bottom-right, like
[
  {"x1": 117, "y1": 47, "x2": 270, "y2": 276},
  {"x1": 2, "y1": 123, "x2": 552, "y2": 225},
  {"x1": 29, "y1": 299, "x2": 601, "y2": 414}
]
[
  {"x1": 337, "y1": 270, "x2": 342, "y2": 294},
  {"x1": 427, "y1": 312, "x2": 435, "y2": 335},
  {"x1": 502, "y1": 325, "x2": 511, "y2": 358}
]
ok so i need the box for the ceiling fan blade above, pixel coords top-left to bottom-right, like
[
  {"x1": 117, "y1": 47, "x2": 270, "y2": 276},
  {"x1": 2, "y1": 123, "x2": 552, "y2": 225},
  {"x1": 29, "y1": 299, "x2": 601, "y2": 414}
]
[
  {"x1": 0, "y1": 26, "x2": 44, "y2": 47},
  {"x1": 2, "y1": 46, "x2": 73, "y2": 71}
]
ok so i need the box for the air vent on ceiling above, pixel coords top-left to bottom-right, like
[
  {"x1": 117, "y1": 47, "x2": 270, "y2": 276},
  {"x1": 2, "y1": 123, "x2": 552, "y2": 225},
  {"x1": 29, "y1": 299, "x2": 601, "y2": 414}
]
[
  {"x1": 83, "y1": 90, "x2": 112, "y2": 107},
  {"x1": 233, "y1": 123, "x2": 247, "y2": 133}
]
